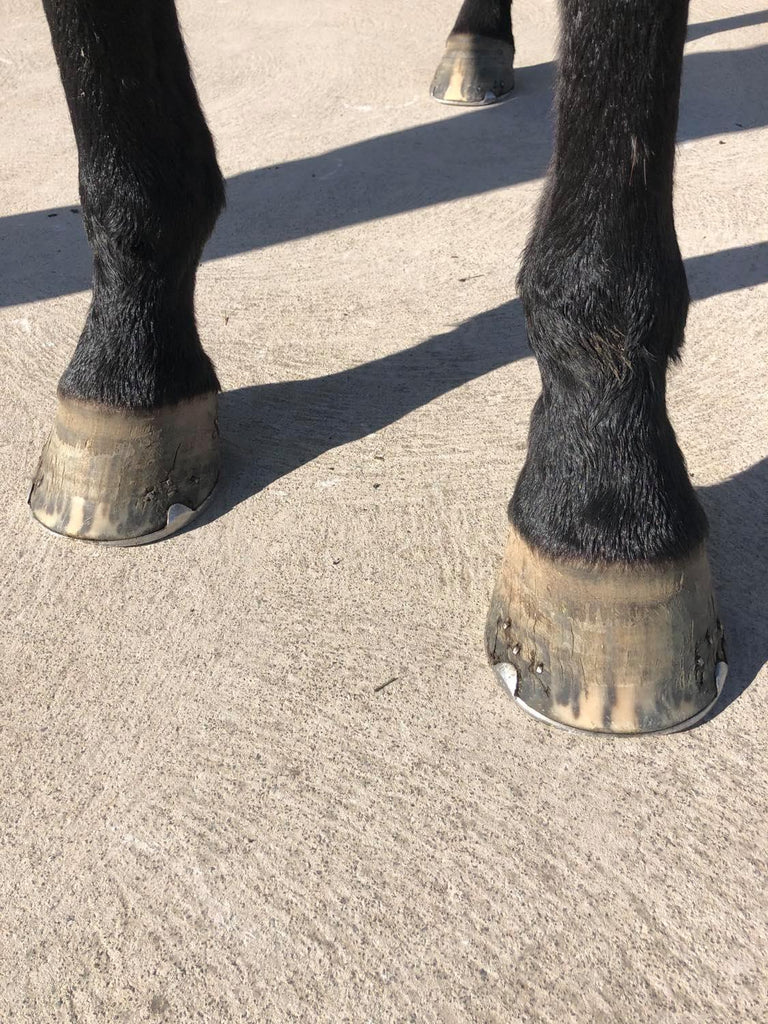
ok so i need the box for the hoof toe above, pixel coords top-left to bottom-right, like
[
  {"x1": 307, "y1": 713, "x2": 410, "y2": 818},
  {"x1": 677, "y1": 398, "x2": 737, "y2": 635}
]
[
  {"x1": 486, "y1": 528, "x2": 727, "y2": 735},
  {"x1": 28, "y1": 393, "x2": 219, "y2": 545},
  {"x1": 430, "y1": 34, "x2": 515, "y2": 106}
]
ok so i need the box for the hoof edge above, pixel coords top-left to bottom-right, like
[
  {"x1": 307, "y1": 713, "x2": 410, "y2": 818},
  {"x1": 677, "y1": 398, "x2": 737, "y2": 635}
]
[{"x1": 493, "y1": 661, "x2": 728, "y2": 736}]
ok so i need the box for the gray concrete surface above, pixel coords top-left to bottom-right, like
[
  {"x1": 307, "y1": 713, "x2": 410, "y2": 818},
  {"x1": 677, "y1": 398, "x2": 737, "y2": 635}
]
[{"x1": 1, "y1": 0, "x2": 767, "y2": 1020}]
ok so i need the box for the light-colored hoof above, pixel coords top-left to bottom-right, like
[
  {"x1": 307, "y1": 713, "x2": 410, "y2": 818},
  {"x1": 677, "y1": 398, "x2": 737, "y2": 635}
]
[
  {"x1": 28, "y1": 393, "x2": 219, "y2": 545},
  {"x1": 430, "y1": 34, "x2": 515, "y2": 106},
  {"x1": 486, "y1": 527, "x2": 727, "y2": 735}
]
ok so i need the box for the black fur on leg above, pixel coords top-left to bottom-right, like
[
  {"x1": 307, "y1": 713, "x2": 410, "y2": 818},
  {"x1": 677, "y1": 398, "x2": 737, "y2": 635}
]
[
  {"x1": 450, "y1": 0, "x2": 513, "y2": 43},
  {"x1": 512, "y1": 0, "x2": 707, "y2": 564},
  {"x1": 42, "y1": 0, "x2": 225, "y2": 409}
]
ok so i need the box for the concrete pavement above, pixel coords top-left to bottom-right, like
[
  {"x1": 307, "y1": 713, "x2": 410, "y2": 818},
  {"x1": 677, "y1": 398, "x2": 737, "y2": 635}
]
[{"x1": 1, "y1": 1, "x2": 767, "y2": 1019}]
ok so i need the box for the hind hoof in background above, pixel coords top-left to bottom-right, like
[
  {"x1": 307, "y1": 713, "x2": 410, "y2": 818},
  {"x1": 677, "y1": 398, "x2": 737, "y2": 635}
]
[
  {"x1": 28, "y1": 393, "x2": 219, "y2": 546},
  {"x1": 430, "y1": 34, "x2": 515, "y2": 106},
  {"x1": 486, "y1": 527, "x2": 727, "y2": 735}
]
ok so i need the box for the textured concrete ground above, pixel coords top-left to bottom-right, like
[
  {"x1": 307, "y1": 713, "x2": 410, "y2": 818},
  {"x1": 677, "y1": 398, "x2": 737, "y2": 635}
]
[{"x1": 1, "y1": 1, "x2": 767, "y2": 1020}]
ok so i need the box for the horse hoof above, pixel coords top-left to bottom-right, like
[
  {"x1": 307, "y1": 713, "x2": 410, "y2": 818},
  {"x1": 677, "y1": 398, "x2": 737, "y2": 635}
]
[
  {"x1": 486, "y1": 528, "x2": 727, "y2": 735},
  {"x1": 430, "y1": 34, "x2": 515, "y2": 106},
  {"x1": 28, "y1": 393, "x2": 219, "y2": 546}
]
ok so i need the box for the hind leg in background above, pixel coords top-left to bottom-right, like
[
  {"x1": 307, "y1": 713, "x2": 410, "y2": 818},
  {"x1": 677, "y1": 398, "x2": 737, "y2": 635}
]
[
  {"x1": 486, "y1": 0, "x2": 727, "y2": 733},
  {"x1": 29, "y1": 0, "x2": 224, "y2": 544},
  {"x1": 431, "y1": 0, "x2": 515, "y2": 105}
]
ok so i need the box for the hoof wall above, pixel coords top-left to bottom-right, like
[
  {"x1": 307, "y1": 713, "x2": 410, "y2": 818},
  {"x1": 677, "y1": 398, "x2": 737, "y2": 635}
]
[
  {"x1": 430, "y1": 34, "x2": 515, "y2": 106},
  {"x1": 28, "y1": 394, "x2": 219, "y2": 545},
  {"x1": 486, "y1": 528, "x2": 727, "y2": 735}
]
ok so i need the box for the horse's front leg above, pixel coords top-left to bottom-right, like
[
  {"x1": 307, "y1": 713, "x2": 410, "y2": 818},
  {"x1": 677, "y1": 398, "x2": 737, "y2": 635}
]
[
  {"x1": 29, "y1": 0, "x2": 224, "y2": 544},
  {"x1": 486, "y1": 0, "x2": 727, "y2": 733},
  {"x1": 431, "y1": 0, "x2": 515, "y2": 105}
]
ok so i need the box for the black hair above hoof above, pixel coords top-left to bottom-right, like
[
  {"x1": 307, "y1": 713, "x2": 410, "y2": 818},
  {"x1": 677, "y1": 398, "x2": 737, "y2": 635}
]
[
  {"x1": 430, "y1": 34, "x2": 515, "y2": 106},
  {"x1": 486, "y1": 528, "x2": 727, "y2": 735},
  {"x1": 28, "y1": 394, "x2": 219, "y2": 545}
]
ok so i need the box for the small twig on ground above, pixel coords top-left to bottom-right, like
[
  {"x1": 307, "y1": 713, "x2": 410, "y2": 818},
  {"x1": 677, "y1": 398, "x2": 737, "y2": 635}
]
[{"x1": 374, "y1": 676, "x2": 399, "y2": 693}]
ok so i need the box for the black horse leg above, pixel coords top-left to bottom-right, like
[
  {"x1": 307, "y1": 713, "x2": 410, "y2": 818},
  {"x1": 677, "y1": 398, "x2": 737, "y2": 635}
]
[
  {"x1": 30, "y1": 0, "x2": 224, "y2": 543},
  {"x1": 431, "y1": 0, "x2": 515, "y2": 105},
  {"x1": 486, "y1": 0, "x2": 727, "y2": 733}
]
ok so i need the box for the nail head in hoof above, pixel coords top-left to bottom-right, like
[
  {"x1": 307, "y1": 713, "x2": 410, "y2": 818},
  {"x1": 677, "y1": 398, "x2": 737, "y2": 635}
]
[
  {"x1": 430, "y1": 34, "x2": 515, "y2": 106},
  {"x1": 486, "y1": 528, "x2": 727, "y2": 735},
  {"x1": 28, "y1": 393, "x2": 219, "y2": 544}
]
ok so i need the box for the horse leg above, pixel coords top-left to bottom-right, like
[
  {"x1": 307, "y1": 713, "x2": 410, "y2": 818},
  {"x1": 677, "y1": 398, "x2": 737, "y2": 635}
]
[
  {"x1": 30, "y1": 0, "x2": 224, "y2": 544},
  {"x1": 486, "y1": 0, "x2": 727, "y2": 733},
  {"x1": 431, "y1": 0, "x2": 515, "y2": 105}
]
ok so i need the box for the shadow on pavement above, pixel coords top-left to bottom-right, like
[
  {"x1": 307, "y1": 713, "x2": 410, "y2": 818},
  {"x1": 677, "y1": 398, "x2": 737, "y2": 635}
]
[
  {"x1": 686, "y1": 9, "x2": 768, "y2": 42},
  {"x1": 702, "y1": 457, "x2": 768, "y2": 720},
  {"x1": 196, "y1": 234, "x2": 768, "y2": 526},
  {"x1": 1, "y1": 38, "x2": 767, "y2": 307},
  {"x1": 205, "y1": 299, "x2": 527, "y2": 520}
]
